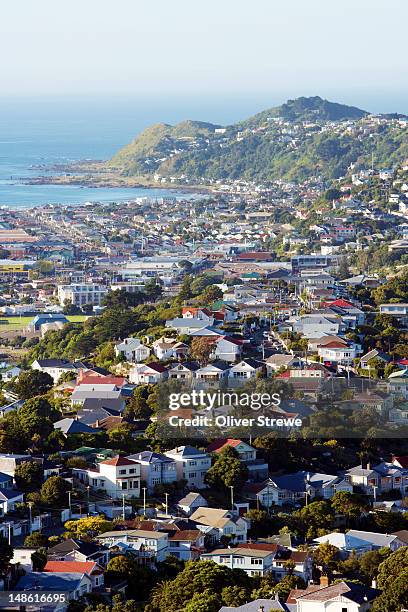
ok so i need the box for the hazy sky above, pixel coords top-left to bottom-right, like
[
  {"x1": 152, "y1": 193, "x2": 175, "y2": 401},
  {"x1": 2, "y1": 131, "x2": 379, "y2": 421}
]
[{"x1": 1, "y1": 0, "x2": 407, "y2": 113}]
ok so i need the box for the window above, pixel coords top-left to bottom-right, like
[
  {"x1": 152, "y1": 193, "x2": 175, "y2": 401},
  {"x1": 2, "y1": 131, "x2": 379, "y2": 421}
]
[
  {"x1": 189, "y1": 472, "x2": 197, "y2": 478},
  {"x1": 251, "y1": 558, "x2": 262, "y2": 565},
  {"x1": 129, "y1": 469, "x2": 135, "y2": 474},
  {"x1": 122, "y1": 482, "x2": 128, "y2": 490},
  {"x1": 119, "y1": 469, "x2": 127, "y2": 475}
]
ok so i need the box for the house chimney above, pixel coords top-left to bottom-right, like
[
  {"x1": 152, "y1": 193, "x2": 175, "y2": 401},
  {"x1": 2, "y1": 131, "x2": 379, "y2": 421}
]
[
  {"x1": 372, "y1": 579, "x2": 377, "y2": 589},
  {"x1": 367, "y1": 462, "x2": 371, "y2": 470},
  {"x1": 319, "y1": 575, "x2": 330, "y2": 588}
]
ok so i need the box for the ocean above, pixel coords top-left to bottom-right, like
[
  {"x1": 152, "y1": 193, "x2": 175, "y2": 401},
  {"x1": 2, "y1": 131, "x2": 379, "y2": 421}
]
[{"x1": 0, "y1": 97, "x2": 220, "y2": 209}]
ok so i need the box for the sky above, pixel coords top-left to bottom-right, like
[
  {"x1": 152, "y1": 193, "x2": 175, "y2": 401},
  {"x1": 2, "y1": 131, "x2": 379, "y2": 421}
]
[{"x1": 1, "y1": 0, "x2": 408, "y2": 116}]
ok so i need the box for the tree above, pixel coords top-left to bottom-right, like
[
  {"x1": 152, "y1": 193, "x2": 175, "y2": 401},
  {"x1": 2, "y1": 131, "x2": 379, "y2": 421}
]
[
  {"x1": 205, "y1": 447, "x2": 249, "y2": 492},
  {"x1": 359, "y1": 548, "x2": 391, "y2": 581},
  {"x1": 107, "y1": 424, "x2": 134, "y2": 451},
  {"x1": 24, "y1": 532, "x2": 47, "y2": 547},
  {"x1": 102, "y1": 289, "x2": 145, "y2": 310},
  {"x1": 40, "y1": 476, "x2": 70, "y2": 508},
  {"x1": 312, "y1": 542, "x2": 340, "y2": 572},
  {"x1": 294, "y1": 501, "x2": 334, "y2": 539},
  {"x1": 64, "y1": 516, "x2": 113, "y2": 538},
  {"x1": 125, "y1": 385, "x2": 153, "y2": 420},
  {"x1": 245, "y1": 509, "x2": 275, "y2": 539},
  {"x1": 146, "y1": 560, "x2": 250, "y2": 612},
  {"x1": 0, "y1": 535, "x2": 12, "y2": 576},
  {"x1": 190, "y1": 337, "x2": 213, "y2": 365},
  {"x1": 184, "y1": 590, "x2": 221, "y2": 612},
  {"x1": 12, "y1": 370, "x2": 53, "y2": 399},
  {"x1": 371, "y1": 547, "x2": 408, "y2": 611},
  {"x1": 14, "y1": 461, "x2": 43, "y2": 492},
  {"x1": 220, "y1": 585, "x2": 249, "y2": 607},
  {"x1": 331, "y1": 491, "x2": 367, "y2": 524}
]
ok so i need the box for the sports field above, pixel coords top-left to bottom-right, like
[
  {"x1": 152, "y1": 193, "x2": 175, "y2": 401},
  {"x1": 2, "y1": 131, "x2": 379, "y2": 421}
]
[{"x1": 0, "y1": 315, "x2": 88, "y2": 331}]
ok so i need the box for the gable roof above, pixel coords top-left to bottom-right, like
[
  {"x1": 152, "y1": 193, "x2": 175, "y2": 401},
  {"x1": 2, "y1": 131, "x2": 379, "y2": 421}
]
[
  {"x1": 53, "y1": 418, "x2": 96, "y2": 435},
  {"x1": 44, "y1": 561, "x2": 100, "y2": 574},
  {"x1": 16, "y1": 572, "x2": 89, "y2": 592},
  {"x1": 207, "y1": 438, "x2": 251, "y2": 453},
  {"x1": 100, "y1": 455, "x2": 137, "y2": 467},
  {"x1": 47, "y1": 538, "x2": 105, "y2": 557},
  {"x1": 294, "y1": 581, "x2": 379, "y2": 604}
]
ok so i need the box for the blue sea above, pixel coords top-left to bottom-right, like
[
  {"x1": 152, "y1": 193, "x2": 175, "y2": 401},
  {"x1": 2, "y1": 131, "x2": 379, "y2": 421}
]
[
  {"x1": 1, "y1": 94, "x2": 407, "y2": 209},
  {"x1": 0, "y1": 97, "x2": 226, "y2": 209}
]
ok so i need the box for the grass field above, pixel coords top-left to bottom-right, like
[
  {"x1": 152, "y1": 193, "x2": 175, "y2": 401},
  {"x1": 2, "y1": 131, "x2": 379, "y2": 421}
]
[{"x1": 0, "y1": 314, "x2": 88, "y2": 331}]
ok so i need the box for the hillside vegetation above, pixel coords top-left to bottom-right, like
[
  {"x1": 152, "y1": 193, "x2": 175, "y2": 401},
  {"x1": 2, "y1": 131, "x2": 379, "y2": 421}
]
[{"x1": 108, "y1": 96, "x2": 408, "y2": 183}]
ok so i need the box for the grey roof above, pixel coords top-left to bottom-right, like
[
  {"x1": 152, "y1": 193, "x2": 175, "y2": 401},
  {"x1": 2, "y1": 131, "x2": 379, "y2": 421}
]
[
  {"x1": 166, "y1": 445, "x2": 207, "y2": 457},
  {"x1": 16, "y1": 572, "x2": 87, "y2": 592},
  {"x1": 81, "y1": 398, "x2": 125, "y2": 413},
  {"x1": 77, "y1": 406, "x2": 122, "y2": 425},
  {"x1": 345, "y1": 530, "x2": 400, "y2": 548},
  {"x1": 53, "y1": 418, "x2": 96, "y2": 435},
  {"x1": 219, "y1": 599, "x2": 288, "y2": 612},
  {"x1": 127, "y1": 451, "x2": 174, "y2": 464},
  {"x1": 0, "y1": 489, "x2": 23, "y2": 500},
  {"x1": 48, "y1": 538, "x2": 106, "y2": 557},
  {"x1": 177, "y1": 492, "x2": 207, "y2": 506},
  {"x1": 34, "y1": 359, "x2": 76, "y2": 369},
  {"x1": 272, "y1": 471, "x2": 338, "y2": 493}
]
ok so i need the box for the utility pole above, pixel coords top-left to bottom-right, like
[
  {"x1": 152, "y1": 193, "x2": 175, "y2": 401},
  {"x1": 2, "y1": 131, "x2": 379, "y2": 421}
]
[
  {"x1": 68, "y1": 491, "x2": 72, "y2": 518},
  {"x1": 86, "y1": 486, "x2": 90, "y2": 516},
  {"x1": 142, "y1": 487, "x2": 147, "y2": 516},
  {"x1": 122, "y1": 494, "x2": 126, "y2": 521},
  {"x1": 229, "y1": 485, "x2": 234, "y2": 511},
  {"x1": 28, "y1": 502, "x2": 33, "y2": 534},
  {"x1": 164, "y1": 493, "x2": 169, "y2": 516}
]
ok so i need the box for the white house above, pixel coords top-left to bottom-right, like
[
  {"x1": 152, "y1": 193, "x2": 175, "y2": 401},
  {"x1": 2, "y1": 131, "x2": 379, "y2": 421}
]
[
  {"x1": 96, "y1": 529, "x2": 168, "y2": 563},
  {"x1": 152, "y1": 337, "x2": 188, "y2": 361},
  {"x1": 194, "y1": 361, "x2": 230, "y2": 389},
  {"x1": 168, "y1": 529, "x2": 205, "y2": 561},
  {"x1": 190, "y1": 507, "x2": 248, "y2": 544},
  {"x1": 292, "y1": 581, "x2": 379, "y2": 612},
  {"x1": 176, "y1": 492, "x2": 208, "y2": 516},
  {"x1": 73, "y1": 456, "x2": 141, "y2": 500},
  {"x1": 388, "y1": 368, "x2": 408, "y2": 398},
  {"x1": 229, "y1": 359, "x2": 264, "y2": 383},
  {"x1": 31, "y1": 359, "x2": 78, "y2": 383},
  {"x1": 114, "y1": 338, "x2": 150, "y2": 363},
  {"x1": 128, "y1": 363, "x2": 168, "y2": 384},
  {"x1": 213, "y1": 337, "x2": 243, "y2": 362},
  {"x1": 317, "y1": 340, "x2": 359, "y2": 366},
  {"x1": 126, "y1": 452, "x2": 177, "y2": 493},
  {"x1": 201, "y1": 546, "x2": 275, "y2": 577},
  {"x1": 164, "y1": 446, "x2": 211, "y2": 489}
]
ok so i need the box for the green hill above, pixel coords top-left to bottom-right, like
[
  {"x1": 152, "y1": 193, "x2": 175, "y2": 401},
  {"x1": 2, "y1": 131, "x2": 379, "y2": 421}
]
[
  {"x1": 109, "y1": 120, "x2": 221, "y2": 175},
  {"x1": 240, "y1": 96, "x2": 368, "y2": 128},
  {"x1": 108, "y1": 97, "x2": 407, "y2": 182}
]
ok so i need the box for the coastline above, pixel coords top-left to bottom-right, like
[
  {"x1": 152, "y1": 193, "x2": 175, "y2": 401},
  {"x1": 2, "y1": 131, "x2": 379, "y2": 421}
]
[{"x1": 19, "y1": 161, "x2": 213, "y2": 194}]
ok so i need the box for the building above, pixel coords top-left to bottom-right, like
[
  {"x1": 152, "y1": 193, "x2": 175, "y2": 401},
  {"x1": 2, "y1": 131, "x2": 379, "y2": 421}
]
[
  {"x1": 44, "y1": 560, "x2": 104, "y2": 591},
  {"x1": 190, "y1": 507, "x2": 248, "y2": 544},
  {"x1": 114, "y1": 338, "x2": 151, "y2": 363},
  {"x1": 96, "y1": 529, "x2": 169, "y2": 563},
  {"x1": 47, "y1": 539, "x2": 109, "y2": 566},
  {"x1": 73, "y1": 456, "x2": 141, "y2": 500},
  {"x1": 27, "y1": 313, "x2": 69, "y2": 333},
  {"x1": 165, "y1": 446, "x2": 211, "y2": 489},
  {"x1": 31, "y1": 359, "x2": 78, "y2": 383},
  {"x1": 57, "y1": 283, "x2": 108, "y2": 307},
  {"x1": 290, "y1": 581, "x2": 379, "y2": 612},
  {"x1": 15, "y1": 572, "x2": 92, "y2": 606},
  {"x1": 126, "y1": 452, "x2": 177, "y2": 493},
  {"x1": 201, "y1": 545, "x2": 275, "y2": 577},
  {"x1": 0, "y1": 259, "x2": 36, "y2": 279}
]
